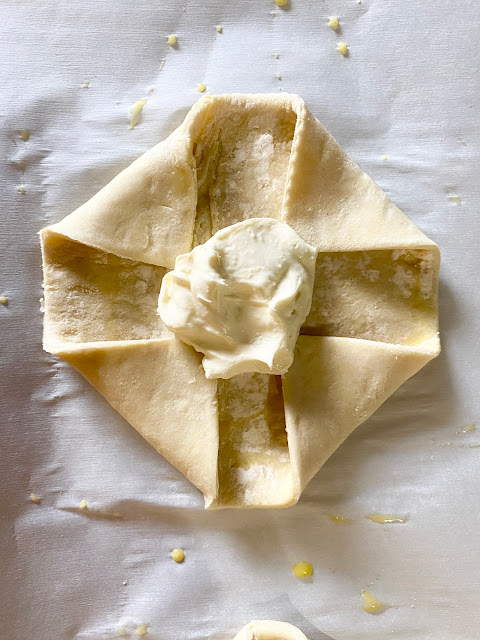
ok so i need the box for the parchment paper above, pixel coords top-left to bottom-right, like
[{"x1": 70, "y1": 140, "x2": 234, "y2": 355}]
[{"x1": 1, "y1": 1, "x2": 479, "y2": 639}]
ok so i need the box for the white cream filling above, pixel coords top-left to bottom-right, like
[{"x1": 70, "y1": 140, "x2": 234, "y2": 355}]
[{"x1": 158, "y1": 218, "x2": 317, "y2": 379}]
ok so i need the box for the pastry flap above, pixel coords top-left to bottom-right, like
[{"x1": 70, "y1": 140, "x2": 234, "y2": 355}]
[
  {"x1": 233, "y1": 621, "x2": 309, "y2": 640},
  {"x1": 57, "y1": 338, "x2": 219, "y2": 506},
  {"x1": 283, "y1": 102, "x2": 438, "y2": 253},
  {"x1": 282, "y1": 335, "x2": 440, "y2": 490},
  {"x1": 45, "y1": 131, "x2": 196, "y2": 269}
]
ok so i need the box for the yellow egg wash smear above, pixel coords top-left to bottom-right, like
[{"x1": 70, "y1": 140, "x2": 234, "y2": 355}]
[
  {"x1": 292, "y1": 562, "x2": 313, "y2": 578},
  {"x1": 362, "y1": 590, "x2": 385, "y2": 613},
  {"x1": 366, "y1": 513, "x2": 408, "y2": 524}
]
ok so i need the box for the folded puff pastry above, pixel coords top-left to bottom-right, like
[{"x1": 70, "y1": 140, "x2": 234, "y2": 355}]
[
  {"x1": 40, "y1": 94, "x2": 440, "y2": 509},
  {"x1": 233, "y1": 621, "x2": 309, "y2": 640}
]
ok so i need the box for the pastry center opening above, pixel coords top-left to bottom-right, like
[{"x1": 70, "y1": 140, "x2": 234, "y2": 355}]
[
  {"x1": 193, "y1": 97, "x2": 298, "y2": 245},
  {"x1": 216, "y1": 373, "x2": 294, "y2": 508}
]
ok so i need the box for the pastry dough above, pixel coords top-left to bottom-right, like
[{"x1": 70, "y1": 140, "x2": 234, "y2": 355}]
[
  {"x1": 40, "y1": 93, "x2": 440, "y2": 509},
  {"x1": 233, "y1": 620, "x2": 309, "y2": 640}
]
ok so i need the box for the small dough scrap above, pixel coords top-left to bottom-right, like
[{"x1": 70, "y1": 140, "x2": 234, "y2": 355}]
[
  {"x1": 234, "y1": 621, "x2": 309, "y2": 640},
  {"x1": 129, "y1": 99, "x2": 147, "y2": 129}
]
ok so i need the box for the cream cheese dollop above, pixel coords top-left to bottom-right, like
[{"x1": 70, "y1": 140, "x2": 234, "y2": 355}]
[{"x1": 158, "y1": 218, "x2": 317, "y2": 379}]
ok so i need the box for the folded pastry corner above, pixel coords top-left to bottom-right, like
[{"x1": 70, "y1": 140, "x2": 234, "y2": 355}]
[{"x1": 40, "y1": 93, "x2": 440, "y2": 509}]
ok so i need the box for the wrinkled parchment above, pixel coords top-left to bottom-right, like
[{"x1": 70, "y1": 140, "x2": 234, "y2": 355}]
[{"x1": 1, "y1": 1, "x2": 479, "y2": 638}]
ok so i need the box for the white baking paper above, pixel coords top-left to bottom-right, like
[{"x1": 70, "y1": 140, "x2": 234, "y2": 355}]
[{"x1": 1, "y1": 1, "x2": 479, "y2": 639}]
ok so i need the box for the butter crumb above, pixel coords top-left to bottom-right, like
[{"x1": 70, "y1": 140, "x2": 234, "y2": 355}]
[
  {"x1": 292, "y1": 561, "x2": 313, "y2": 578},
  {"x1": 381, "y1": 154, "x2": 388, "y2": 161},
  {"x1": 171, "y1": 548, "x2": 185, "y2": 563},
  {"x1": 362, "y1": 590, "x2": 385, "y2": 613},
  {"x1": 79, "y1": 499, "x2": 88, "y2": 510},
  {"x1": 81, "y1": 81, "x2": 90, "y2": 89},
  {"x1": 147, "y1": 86, "x2": 155, "y2": 93},
  {"x1": 196, "y1": 83, "x2": 206, "y2": 93},
  {"x1": 275, "y1": 0, "x2": 288, "y2": 5},
  {"x1": 116, "y1": 627, "x2": 128, "y2": 637},
  {"x1": 17, "y1": 185, "x2": 26, "y2": 195},
  {"x1": 274, "y1": 53, "x2": 280, "y2": 59},
  {"x1": 19, "y1": 130, "x2": 30, "y2": 141},
  {"x1": 448, "y1": 195, "x2": 462, "y2": 205},
  {"x1": 135, "y1": 624, "x2": 148, "y2": 636},
  {"x1": 329, "y1": 16, "x2": 339, "y2": 30},
  {"x1": 30, "y1": 493, "x2": 41, "y2": 504},
  {"x1": 0, "y1": 296, "x2": 7, "y2": 305},
  {"x1": 337, "y1": 41, "x2": 348, "y2": 56},
  {"x1": 216, "y1": 25, "x2": 222, "y2": 32},
  {"x1": 129, "y1": 99, "x2": 147, "y2": 129},
  {"x1": 276, "y1": 73, "x2": 282, "y2": 80},
  {"x1": 461, "y1": 423, "x2": 476, "y2": 433},
  {"x1": 167, "y1": 33, "x2": 177, "y2": 46}
]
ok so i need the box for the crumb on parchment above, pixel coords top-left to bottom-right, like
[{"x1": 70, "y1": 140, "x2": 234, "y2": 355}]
[
  {"x1": 329, "y1": 16, "x2": 339, "y2": 30},
  {"x1": 129, "y1": 100, "x2": 147, "y2": 129},
  {"x1": 171, "y1": 548, "x2": 185, "y2": 563},
  {"x1": 135, "y1": 624, "x2": 148, "y2": 636}
]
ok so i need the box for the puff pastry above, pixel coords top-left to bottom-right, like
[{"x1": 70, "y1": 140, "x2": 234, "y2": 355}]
[
  {"x1": 40, "y1": 94, "x2": 440, "y2": 509},
  {"x1": 233, "y1": 621, "x2": 309, "y2": 640}
]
